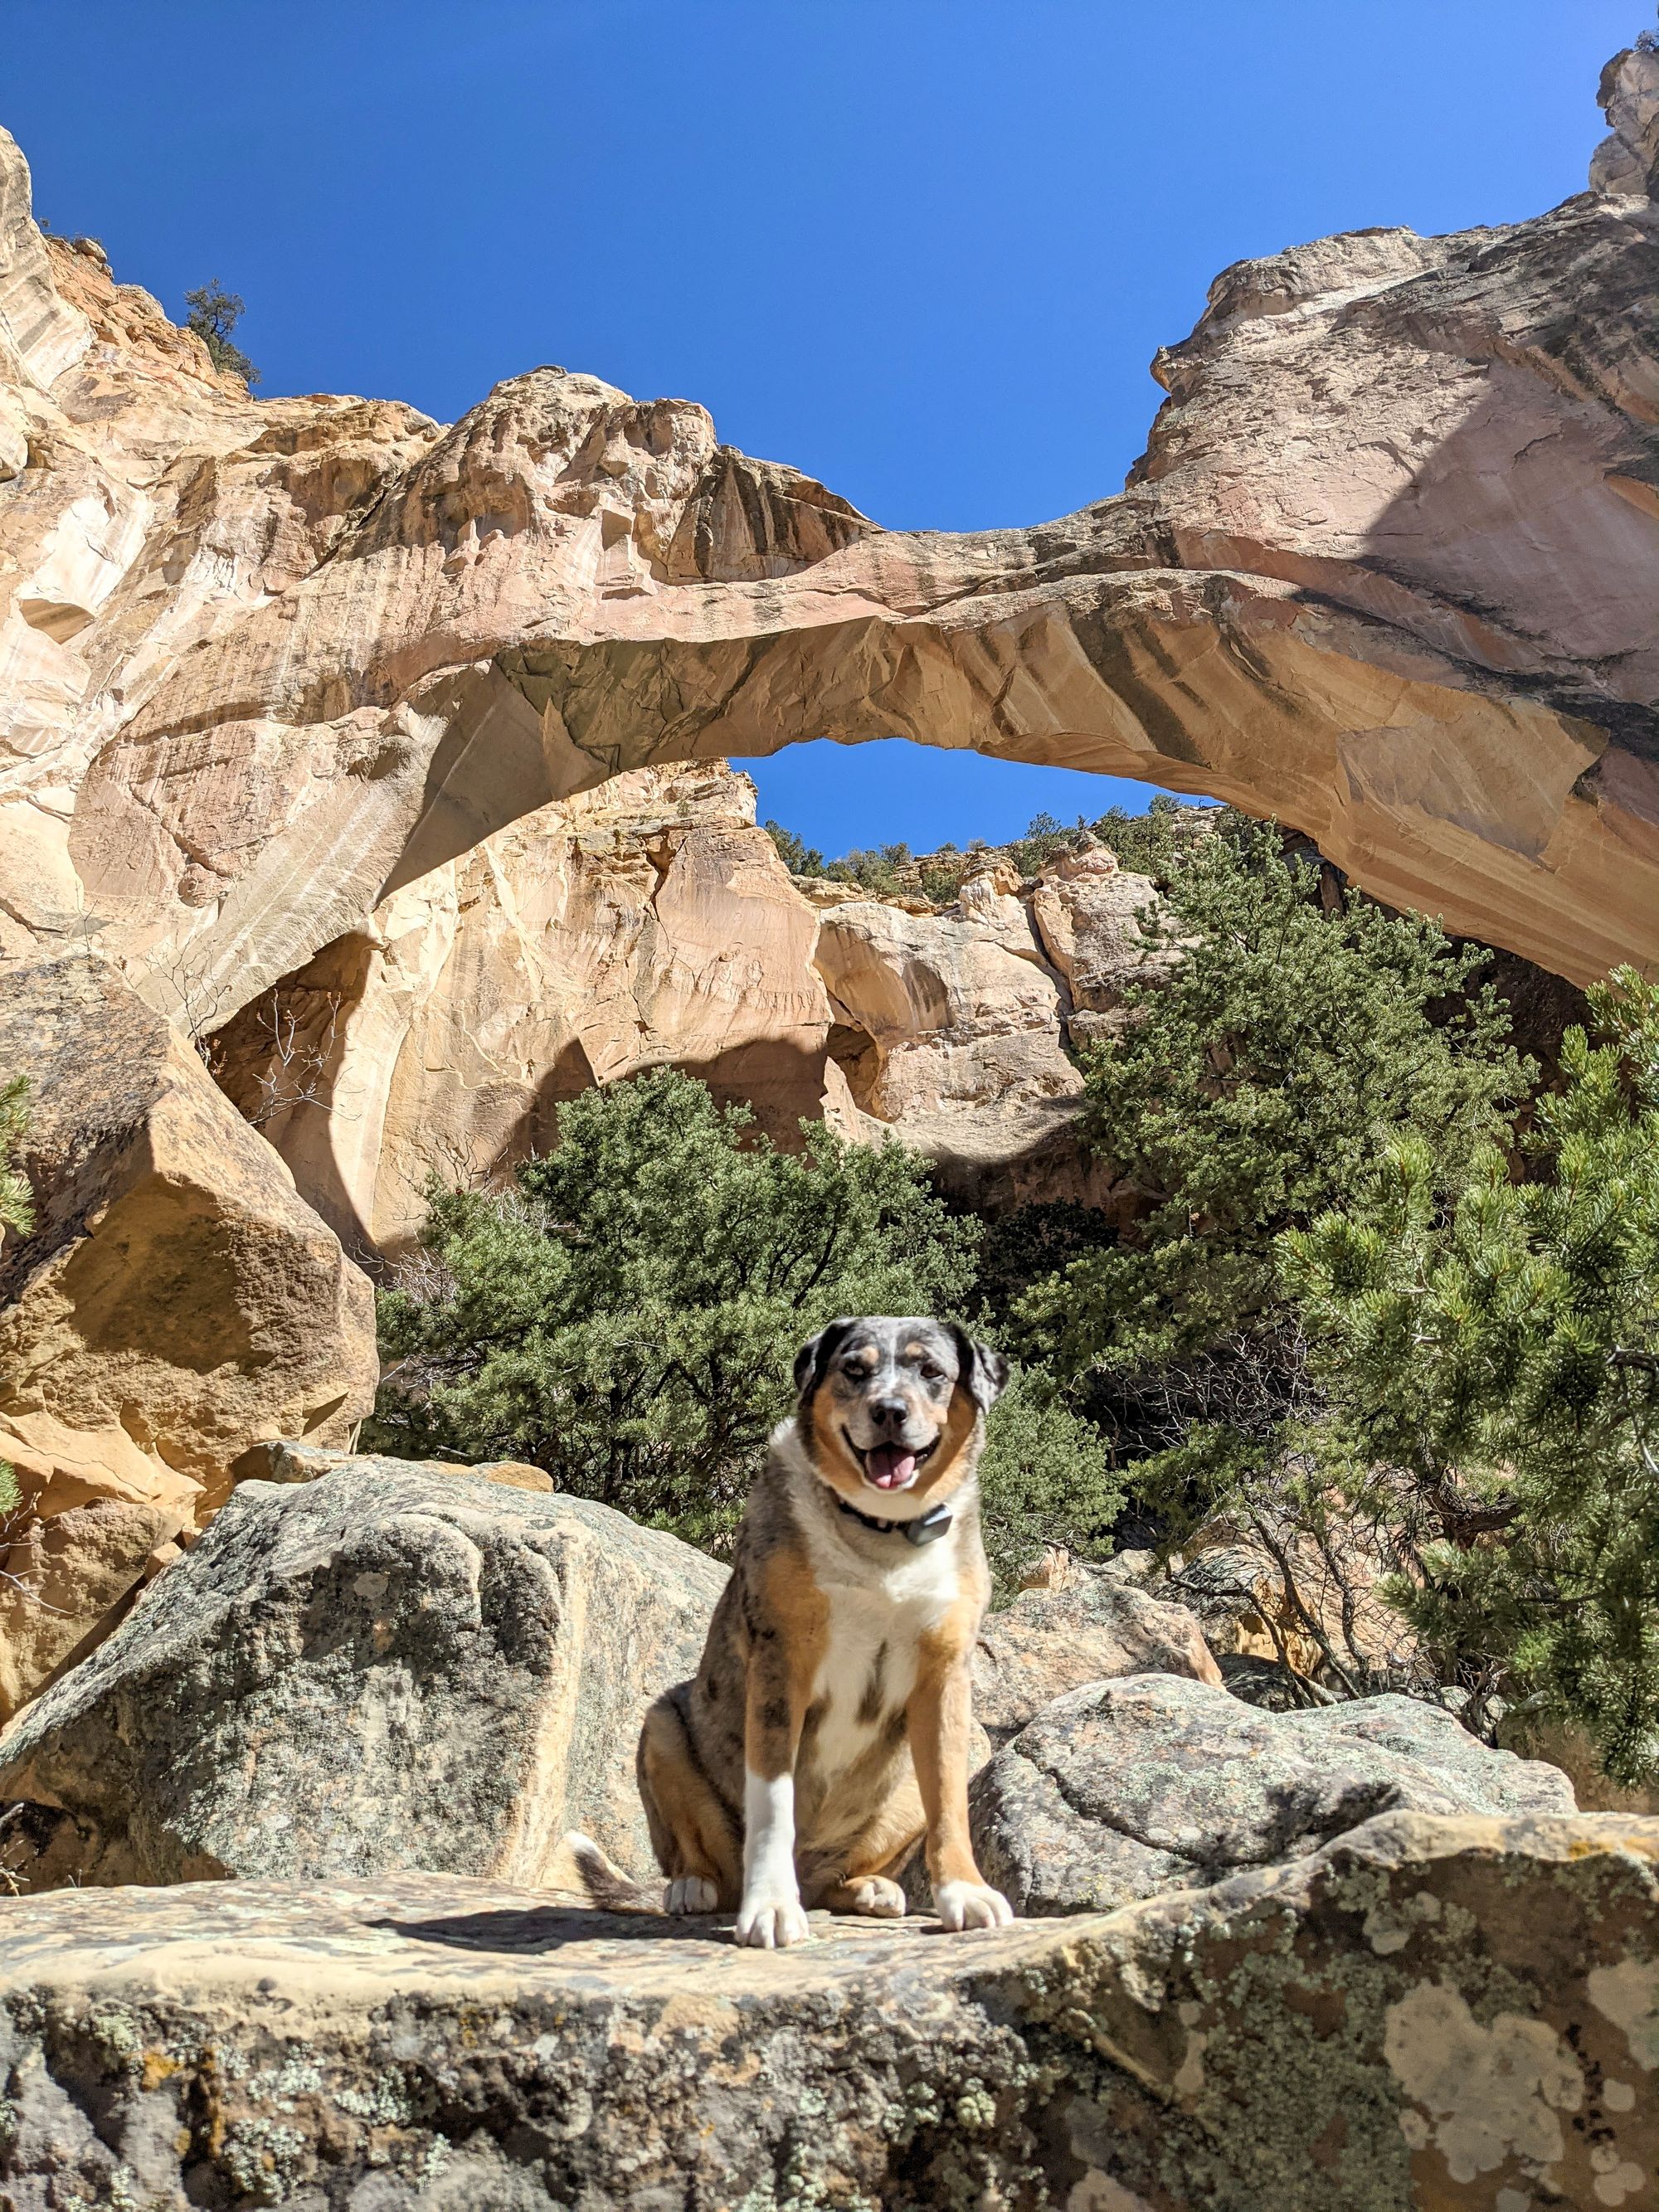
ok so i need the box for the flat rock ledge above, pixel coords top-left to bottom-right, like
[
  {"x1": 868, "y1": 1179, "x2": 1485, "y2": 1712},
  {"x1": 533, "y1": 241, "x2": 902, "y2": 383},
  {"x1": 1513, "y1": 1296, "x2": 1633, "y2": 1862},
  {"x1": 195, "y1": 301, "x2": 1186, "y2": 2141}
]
[{"x1": 2, "y1": 1812, "x2": 1657, "y2": 2210}]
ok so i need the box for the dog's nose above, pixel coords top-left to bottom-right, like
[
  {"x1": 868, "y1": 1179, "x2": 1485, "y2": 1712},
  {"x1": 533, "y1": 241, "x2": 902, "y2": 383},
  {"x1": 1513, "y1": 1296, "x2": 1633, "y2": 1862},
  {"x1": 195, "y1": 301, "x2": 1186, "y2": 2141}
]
[{"x1": 870, "y1": 1397, "x2": 908, "y2": 1431}]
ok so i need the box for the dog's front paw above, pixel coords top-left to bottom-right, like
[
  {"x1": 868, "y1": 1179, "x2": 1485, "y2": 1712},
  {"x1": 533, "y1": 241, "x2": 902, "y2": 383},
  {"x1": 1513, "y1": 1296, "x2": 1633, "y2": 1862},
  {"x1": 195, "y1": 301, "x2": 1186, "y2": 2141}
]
[
  {"x1": 843, "y1": 1874, "x2": 907, "y2": 1919},
  {"x1": 664, "y1": 1874, "x2": 720, "y2": 1915},
  {"x1": 934, "y1": 1879, "x2": 1014, "y2": 1932},
  {"x1": 735, "y1": 1892, "x2": 814, "y2": 1948}
]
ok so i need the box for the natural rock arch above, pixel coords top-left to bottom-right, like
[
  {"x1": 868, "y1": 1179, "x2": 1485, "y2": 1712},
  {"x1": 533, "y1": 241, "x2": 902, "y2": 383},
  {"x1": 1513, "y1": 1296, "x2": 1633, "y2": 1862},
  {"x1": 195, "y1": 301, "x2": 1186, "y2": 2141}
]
[{"x1": 2, "y1": 48, "x2": 1656, "y2": 1026}]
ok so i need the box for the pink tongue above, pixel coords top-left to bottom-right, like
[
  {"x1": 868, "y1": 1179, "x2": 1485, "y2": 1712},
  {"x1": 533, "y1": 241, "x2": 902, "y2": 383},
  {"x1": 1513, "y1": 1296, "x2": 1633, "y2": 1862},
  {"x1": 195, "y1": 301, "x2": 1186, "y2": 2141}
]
[{"x1": 867, "y1": 1446, "x2": 917, "y2": 1490}]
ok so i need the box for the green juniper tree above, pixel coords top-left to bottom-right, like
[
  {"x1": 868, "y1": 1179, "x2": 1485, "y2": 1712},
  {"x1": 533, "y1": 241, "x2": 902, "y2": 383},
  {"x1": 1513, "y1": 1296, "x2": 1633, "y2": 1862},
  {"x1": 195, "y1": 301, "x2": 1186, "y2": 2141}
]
[
  {"x1": 0, "y1": 1076, "x2": 32, "y2": 1538},
  {"x1": 762, "y1": 819, "x2": 825, "y2": 878},
  {"x1": 184, "y1": 280, "x2": 259, "y2": 386},
  {"x1": 369, "y1": 1065, "x2": 1106, "y2": 1580},
  {"x1": 0, "y1": 1076, "x2": 31, "y2": 1239},
  {"x1": 999, "y1": 821, "x2": 1532, "y2": 1682},
  {"x1": 975, "y1": 1361, "x2": 1121, "y2": 1592},
  {"x1": 1284, "y1": 967, "x2": 1659, "y2": 1782},
  {"x1": 1021, "y1": 822, "x2": 1529, "y2": 1422}
]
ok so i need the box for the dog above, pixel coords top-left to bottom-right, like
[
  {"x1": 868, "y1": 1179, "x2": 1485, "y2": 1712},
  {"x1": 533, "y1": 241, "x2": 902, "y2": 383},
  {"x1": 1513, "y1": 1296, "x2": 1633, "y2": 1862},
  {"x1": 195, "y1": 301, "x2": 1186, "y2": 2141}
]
[{"x1": 635, "y1": 1315, "x2": 1014, "y2": 1948}]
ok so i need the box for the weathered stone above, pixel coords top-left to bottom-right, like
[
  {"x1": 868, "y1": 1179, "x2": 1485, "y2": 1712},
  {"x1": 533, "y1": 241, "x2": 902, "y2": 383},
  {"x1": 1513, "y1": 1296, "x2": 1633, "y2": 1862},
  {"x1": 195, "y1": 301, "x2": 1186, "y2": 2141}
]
[
  {"x1": 2, "y1": 54, "x2": 1656, "y2": 1020},
  {"x1": 0, "y1": 1456, "x2": 727, "y2": 1891},
  {"x1": 254, "y1": 1439, "x2": 557, "y2": 1496},
  {"x1": 0, "y1": 956, "x2": 377, "y2": 1719},
  {"x1": 973, "y1": 1566, "x2": 1223, "y2": 1748},
  {"x1": 207, "y1": 761, "x2": 840, "y2": 1248},
  {"x1": 0, "y1": 1812, "x2": 1654, "y2": 2208},
  {"x1": 968, "y1": 1674, "x2": 1575, "y2": 1918},
  {"x1": 1165, "y1": 1526, "x2": 1425, "y2": 1689},
  {"x1": 814, "y1": 894, "x2": 1098, "y2": 1203},
  {"x1": 207, "y1": 759, "x2": 1111, "y2": 1244},
  {"x1": 1032, "y1": 843, "x2": 1172, "y2": 1047}
]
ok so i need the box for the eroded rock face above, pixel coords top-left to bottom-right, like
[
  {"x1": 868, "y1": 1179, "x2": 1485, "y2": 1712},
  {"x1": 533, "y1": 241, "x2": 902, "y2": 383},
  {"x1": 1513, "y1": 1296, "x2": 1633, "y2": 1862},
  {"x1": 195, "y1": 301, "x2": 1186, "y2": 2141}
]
[
  {"x1": 814, "y1": 892, "x2": 1107, "y2": 1205},
  {"x1": 1031, "y1": 843, "x2": 1172, "y2": 1048},
  {"x1": 969, "y1": 1674, "x2": 1575, "y2": 1918},
  {"x1": 2, "y1": 53, "x2": 1656, "y2": 1022},
  {"x1": 0, "y1": 958, "x2": 377, "y2": 1720},
  {"x1": 206, "y1": 760, "x2": 1126, "y2": 1242},
  {"x1": 0, "y1": 1456, "x2": 726, "y2": 1892},
  {"x1": 972, "y1": 1567, "x2": 1223, "y2": 1748},
  {"x1": 0, "y1": 1813, "x2": 1654, "y2": 2209},
  {"x1": 207, "y1": 761, "x2": 839, "y2": 1248}
]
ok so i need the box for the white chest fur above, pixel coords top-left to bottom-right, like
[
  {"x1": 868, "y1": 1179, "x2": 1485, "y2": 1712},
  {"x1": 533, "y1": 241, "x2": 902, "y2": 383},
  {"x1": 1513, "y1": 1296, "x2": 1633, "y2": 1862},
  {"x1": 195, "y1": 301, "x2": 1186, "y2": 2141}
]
[{"x1": 799, "y1": 1515, "x2": 963, "y2": 1781}]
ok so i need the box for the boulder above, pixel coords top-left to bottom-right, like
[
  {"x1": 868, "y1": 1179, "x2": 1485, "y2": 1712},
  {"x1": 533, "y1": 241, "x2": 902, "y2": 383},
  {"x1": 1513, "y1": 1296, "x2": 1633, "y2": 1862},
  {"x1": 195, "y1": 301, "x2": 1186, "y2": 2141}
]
[
  {"x1": 0, "y1": 1456, "x2": 727, "y2": 1892},
  {"x1": 1166, "y1": 1525, "x2": 1428, "y2": 1690},
  {"x1": 0, "y1": 956, "x2": 377, "y2": 1719},
  {"x1": 0, "y1": 1811, "x2": 1654, "y2": 2208},
  {"x1": 1031, "y1": 843, "x2": 1172, "y2": 1047},
  {"x1": 969, "y1": 1673, "x2": 1575, "y2": 1918},
  {"x1": 973, "y1": 1565, "x2": 1223, "y2": 1748},
  {"x1": 814, "y1": 896, "x2": 1097, "y2": 1203}
]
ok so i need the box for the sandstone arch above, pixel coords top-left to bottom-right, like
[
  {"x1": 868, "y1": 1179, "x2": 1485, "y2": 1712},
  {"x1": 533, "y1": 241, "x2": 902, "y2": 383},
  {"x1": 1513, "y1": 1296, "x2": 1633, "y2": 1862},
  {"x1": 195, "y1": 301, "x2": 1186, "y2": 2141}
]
[{"x1": 1, "y1": 48, "x2": 1655, "y2": 1024}]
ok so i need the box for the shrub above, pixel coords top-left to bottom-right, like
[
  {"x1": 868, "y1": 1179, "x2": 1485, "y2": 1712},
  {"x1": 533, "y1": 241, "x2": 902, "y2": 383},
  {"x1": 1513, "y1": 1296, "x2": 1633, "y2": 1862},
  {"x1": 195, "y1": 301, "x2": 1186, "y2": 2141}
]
[
  {"x1": 1022, "y1": 821, "x2": 1529, "y2": 1406},
  {"x1": 1284, "y1": 967, "x2": 1659, "y2": 1782},
  {"x1": 826, "y1": 843, "x2": 912, "y2": 897},
  {"x1": 0, "y1": 1076, "x2": 32, "y2": 1238},
  {"x1": 917, "y1": 852, "x2": 970, "y2": 906},
  {"x1": 1084, "y1": 793, "x2": 1223, "y2": 882},
  {"x1": 977, "y1": 1364, "x2": 1123, "y2": 1596},
  {"x1": 184, "y1": 280, "x2": 259, "y2": 386},
  {"x1": 368, "y1": 1067, "x2": 980, "y2": 1552},
  {"x1": 762, "y1": 819, "x2": 825, "y2": 878}
]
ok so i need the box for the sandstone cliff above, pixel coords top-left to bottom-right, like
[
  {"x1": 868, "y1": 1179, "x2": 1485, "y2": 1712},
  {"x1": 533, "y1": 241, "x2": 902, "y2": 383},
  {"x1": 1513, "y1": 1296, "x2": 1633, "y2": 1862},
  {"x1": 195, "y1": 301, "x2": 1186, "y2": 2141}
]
[
  {"x1": 207, "y1": 762, "x2": 1132, "y2": 1247},
  {"x1": 1, "y1": 47, "x2": 1655, "y2": 1035}
]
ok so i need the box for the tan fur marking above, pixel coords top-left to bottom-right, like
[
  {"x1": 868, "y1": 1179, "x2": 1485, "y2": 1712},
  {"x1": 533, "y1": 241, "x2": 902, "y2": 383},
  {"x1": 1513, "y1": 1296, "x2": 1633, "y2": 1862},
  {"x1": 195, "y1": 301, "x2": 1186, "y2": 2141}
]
[
  {"x1": 744, "y1": 1548, "x2": 828, "y2": 1782},
  {"x1": 637, "y1": 1691, "x2": 742, "y2": 1907},
  {"x1": 908, "y1": 1589, "x2": 990, "y2": 1893},
  {"x1": 807, "y1": 1373, "x2": 982, "y2": 1510}
]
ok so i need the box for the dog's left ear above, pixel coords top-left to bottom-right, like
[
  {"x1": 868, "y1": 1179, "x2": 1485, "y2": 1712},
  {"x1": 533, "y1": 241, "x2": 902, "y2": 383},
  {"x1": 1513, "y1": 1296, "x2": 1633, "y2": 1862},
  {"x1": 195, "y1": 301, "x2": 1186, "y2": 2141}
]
[
  {"x1": 794, "y1": 1318, "x2": 856, "y2": 1402},
  {"x1": 950, "y1": 1325, "x2": 1009, "y2": 1412}
]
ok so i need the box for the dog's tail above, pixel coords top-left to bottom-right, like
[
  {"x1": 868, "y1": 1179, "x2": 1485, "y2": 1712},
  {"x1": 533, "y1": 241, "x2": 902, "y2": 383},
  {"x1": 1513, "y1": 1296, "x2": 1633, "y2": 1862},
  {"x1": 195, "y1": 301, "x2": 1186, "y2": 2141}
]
[{"x1": 547, "y1": 1830, "x2": 660, "y2": 1913}]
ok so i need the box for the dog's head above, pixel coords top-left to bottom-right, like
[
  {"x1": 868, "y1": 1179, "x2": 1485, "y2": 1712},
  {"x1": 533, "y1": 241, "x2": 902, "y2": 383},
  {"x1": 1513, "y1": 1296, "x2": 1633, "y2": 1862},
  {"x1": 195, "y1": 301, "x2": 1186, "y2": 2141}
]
[{"x1": 792, "y1": 1316, "x2": 1008, "y2": 1515}]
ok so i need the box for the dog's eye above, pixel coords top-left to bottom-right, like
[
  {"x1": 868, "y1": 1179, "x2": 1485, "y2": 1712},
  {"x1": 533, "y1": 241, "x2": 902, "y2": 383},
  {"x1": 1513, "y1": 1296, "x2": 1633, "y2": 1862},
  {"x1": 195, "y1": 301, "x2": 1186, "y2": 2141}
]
[{"x1": 918, "y1": 1362, "x2": 945, "y2": 1383}]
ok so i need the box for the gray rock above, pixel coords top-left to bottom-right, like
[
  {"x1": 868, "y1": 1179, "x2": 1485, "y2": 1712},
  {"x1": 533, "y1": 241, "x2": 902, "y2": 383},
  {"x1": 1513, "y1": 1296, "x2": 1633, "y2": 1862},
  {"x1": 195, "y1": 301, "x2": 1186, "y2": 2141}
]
[
  {"x1": 0, "y1": 1456, "x2": 726, "y2": 1892},
  {"x1": 970, "y1": 1672, "x2": 1577, "y2": 1917},
  {"x1": 1, "y1": 1812, "x2": 1656, "y2": 2209},
  {"x1": 973, "y1": 1567, "x2": 1223, "y2": 1748}
]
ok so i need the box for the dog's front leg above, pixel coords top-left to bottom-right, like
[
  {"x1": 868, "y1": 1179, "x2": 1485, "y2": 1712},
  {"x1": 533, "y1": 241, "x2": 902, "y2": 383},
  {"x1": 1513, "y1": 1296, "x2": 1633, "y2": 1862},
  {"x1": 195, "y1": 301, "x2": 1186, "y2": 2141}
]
[
  {"x1": 735, "y1": 1660, "x2": 812, "y2": 1949},
  {"x1": 908, "y1": 1645, "x2": 1014, "y2": 1932}
]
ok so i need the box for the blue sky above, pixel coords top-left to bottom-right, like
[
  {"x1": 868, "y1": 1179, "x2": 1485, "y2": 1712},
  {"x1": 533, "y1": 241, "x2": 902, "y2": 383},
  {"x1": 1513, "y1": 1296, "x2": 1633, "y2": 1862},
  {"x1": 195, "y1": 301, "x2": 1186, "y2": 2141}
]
[{"x1": 4, "y1": 0, "x2": 1639, "y2": 858}]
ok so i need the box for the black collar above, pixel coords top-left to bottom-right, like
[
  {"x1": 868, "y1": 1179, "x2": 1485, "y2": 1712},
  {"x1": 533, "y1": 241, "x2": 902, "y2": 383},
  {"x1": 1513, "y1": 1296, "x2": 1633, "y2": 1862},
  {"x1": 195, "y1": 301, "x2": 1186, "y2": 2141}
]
[{"x1": 834, "y1": 1495, "x2": 954, "y2": 1547}]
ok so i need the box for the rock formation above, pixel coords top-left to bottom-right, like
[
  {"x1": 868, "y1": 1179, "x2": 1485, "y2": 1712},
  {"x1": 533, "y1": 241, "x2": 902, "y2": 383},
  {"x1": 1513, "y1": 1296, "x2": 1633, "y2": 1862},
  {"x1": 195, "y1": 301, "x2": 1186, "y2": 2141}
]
[
  {"x1": 2, "y1": 46, "x2": 1656, "y2": 1048},
  {"x1": 2, "y1": 1811, "x2": 1655, "y2": 2208},
  {"x1": 971, "y1": 1563, "x2": 1223, "y2": 1747},
  {"x1": 0, "y1": 1457, "x2": 727, "y2": 1890},
  {"x1": 206, "y1": 762, "x2": 837, "y2": 1248},
  {"x1": 0, "y1": 959, "x2": 376, "y2": 1720},
  {"x1": 965, "y1": 1674, "x2": 1574, "y2": 1919},
  {"x1": 205, "y1": 760, "x2": 1135, "y2": 1246}
]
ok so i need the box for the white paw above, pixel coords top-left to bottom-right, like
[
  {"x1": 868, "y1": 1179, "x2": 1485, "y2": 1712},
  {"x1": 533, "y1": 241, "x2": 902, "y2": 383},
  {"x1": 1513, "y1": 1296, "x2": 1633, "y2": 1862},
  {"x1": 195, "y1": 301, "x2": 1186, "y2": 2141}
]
[
  {"x1": 934, "y1": 1879, "x2": 1014, "y2": 1932},
  {"x1": 735, "y1": 1893, "x2": 814, "y2": 1948},
  {"x1": 664, "y1": 1874, "x2": 720, "y2": 1915},
  {"x1": 844, "y1": 1875, "x2": 907, "y2": 1919}
]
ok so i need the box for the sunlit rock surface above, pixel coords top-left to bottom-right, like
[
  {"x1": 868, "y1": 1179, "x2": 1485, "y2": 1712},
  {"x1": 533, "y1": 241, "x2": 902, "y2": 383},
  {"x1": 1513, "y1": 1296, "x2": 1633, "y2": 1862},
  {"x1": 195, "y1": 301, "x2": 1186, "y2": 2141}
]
[
  {"x1": 2, "y1": 48, "x2": 1656, "y2": 1021},
  {"x1": 0, "y1": 1814, "x2": 1655, "y2": 2208},
  {"x1": 0, "y1": 959, "x2": 376, "y2": 1720},
  {"x1": 0, "y1": 1458, "x2": 726, "y2": 1890}
]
